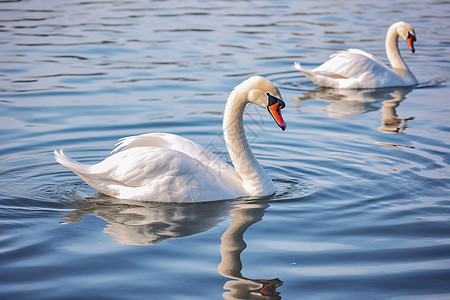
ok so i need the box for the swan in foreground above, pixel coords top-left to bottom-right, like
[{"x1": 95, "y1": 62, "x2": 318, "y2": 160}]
[
  {"x1": 294, "y1": 21, "x2": 418, "y2": 89},
  {"x1": 55, "y1": 76, "x2": 286, "y2": 202}
]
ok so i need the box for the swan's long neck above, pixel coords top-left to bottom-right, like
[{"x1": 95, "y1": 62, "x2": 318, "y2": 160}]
[
  {"x1": 223, "y1": 90, "x2": 275, "y2": 196},
  {"x1": 385, "y1": 25, "x2": 417, "y2": 83}
]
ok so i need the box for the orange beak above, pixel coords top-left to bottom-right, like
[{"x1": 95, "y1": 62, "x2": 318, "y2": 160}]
[
  {"x1": 406, "y1": 32, "x2": 416, "y2": 53},
  {"x1": 268, "y1": 101, "x2": 286, "y2": 131}
]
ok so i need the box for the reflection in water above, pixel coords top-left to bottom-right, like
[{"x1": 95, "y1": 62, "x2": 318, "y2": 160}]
[
  {"x1": 218, "y1": 202, "x2": 283, "y2": 300},
  {"x1": 296, "y1": 86, "x2": 414, "y2": 133},
  {"x1": 63, "y1": 196, "x2": 282, "y2": 299},
  {"x1": 62, "y1": 194, "x2": 233, "y2": 245}
]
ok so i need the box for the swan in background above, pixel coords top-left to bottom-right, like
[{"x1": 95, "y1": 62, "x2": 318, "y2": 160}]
[
  {"x1": 294, "y1": 21, "x2": 418, "y2": 89},
  {"x1": 55, "y1": 76, "x2": 286, "y2": 202}
]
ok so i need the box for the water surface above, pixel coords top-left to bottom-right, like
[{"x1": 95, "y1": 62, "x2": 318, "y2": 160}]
[{"x1": 1, "y1": 0, "x2": 450, "y2": 299}]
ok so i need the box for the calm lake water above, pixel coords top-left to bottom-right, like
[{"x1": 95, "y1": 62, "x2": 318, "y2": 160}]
[{"x1": 1, "y1": 0, "x2": 450, "y2": 299}]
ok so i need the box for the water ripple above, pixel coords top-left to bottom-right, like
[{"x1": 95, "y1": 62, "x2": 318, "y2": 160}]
[{"x1": 1, "y1": 0, "x2": 450, "y2": 299}]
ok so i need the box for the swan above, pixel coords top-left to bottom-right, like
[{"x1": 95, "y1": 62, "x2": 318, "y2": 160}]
[
  {"x1": 55, "y1": 76, "x2": 287, "y2": 202},
  {"x1": 294, "y1": 21, "x2": 418, "y2": 89}
]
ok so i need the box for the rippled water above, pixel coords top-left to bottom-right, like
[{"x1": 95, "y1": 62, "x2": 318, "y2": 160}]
[{"x1": 1, "y1": 0, "x2": 450, "y2": 299}]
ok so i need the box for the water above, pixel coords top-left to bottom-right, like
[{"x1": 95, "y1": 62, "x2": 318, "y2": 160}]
[{"x1": 1, "y1": 0, "x2": 449, "y2": 299}]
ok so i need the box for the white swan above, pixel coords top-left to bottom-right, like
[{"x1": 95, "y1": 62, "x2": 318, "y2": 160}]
[
  {"x1": 294, "y1": 21, "x2": 418, "y2": 89},
  {"x1": 55, "y1": 76, "x2": 286, "y2": 202}
]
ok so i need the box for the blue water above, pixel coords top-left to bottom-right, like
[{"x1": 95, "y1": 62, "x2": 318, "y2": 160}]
[{"x1": 1, "y1": 0, "x2": 450, "y2": 299}]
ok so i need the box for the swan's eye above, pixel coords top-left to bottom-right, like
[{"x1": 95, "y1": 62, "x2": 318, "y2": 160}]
[
  {"x1": 266, "y1": 93, "x2": 287, "y2": 131},
  {"x1": 407, "y1": 31, "x2": 417, "y2": 42},
  {"x1": 266, "y1": 92, "x2": 284, "y2": 108}
]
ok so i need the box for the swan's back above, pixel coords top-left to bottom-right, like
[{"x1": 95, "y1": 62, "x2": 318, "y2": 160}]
[
  {"x1": 55, "y1": 133, "x2": 245, "y2": 202},
  {"x1": 295, "y1": 49, "x2": 410, "y2": 89},
  {"x1": 316, "y1": 49, "x2": 389, "y2": 79},
  {"x1": 112, "y1": 133, "x2": 236, "y2": 174}
]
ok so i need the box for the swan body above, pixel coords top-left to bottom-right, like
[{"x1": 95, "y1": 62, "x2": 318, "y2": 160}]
[
  {"x1": 55, "y1": 76, "x2": 286, "y2": 202},
  {"x1": 294, "y1": 21, "x2": 418, "y2": 89}
]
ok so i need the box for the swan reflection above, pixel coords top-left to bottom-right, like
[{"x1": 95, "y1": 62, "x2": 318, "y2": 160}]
[
  {"x1": 218, "y1": 202, "x2": 283, "y2": 299},
  {"x1": 63, "y1": 195, "x2": 232, "y2": 245},
  {"x1": 63, "y1": 195, "x2": 282, "y2": 298},
  {"x1": 296, "y1": 86, "x2": 414, "y2": 133}
]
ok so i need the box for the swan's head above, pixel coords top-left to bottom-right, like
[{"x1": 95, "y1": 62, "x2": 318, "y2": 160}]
[
  {"x1": 394, "y1": 21, "x2": 417, "y2": 53},
  {"x1": 244, "y1": 76, "x2": 287, "y2": 131}
]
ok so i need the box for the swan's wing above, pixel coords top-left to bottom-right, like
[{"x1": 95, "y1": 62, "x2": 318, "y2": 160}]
[
  {"x1": 342, "y1": 49, "x2": 387, "y2": 68},
  {"x1": 314, "y1": 49, "x2": 391, "y2": 78},
  {"x1": 295, "y1": 49, "x2": 401, "y2": 88},
  {"x1": 112, "y1": 132, "x2": 236, "y2": 175},
  {"x1": 55, "y1": 147, "x2": 244, "y2": 202},
  {"x1": 90, "y1": 147, "x2": 218, "y2": 187},
  {"x1": 294, "y1": 61, "x2": 358, "y2": 88}
]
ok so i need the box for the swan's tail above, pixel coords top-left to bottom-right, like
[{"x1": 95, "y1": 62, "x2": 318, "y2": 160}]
[
  {"x1": 293, "y1": 61, "x2": 303, "y2": 72},
  {"x1": 294, "y1": 61, "x2": 324, "y2": 84},
  {"x1": 294, "y1": 61, "x2": 317, "y2": 78},
  {"x1": 55, "y1": 149, "x2": 123, "y2": 197},
  {"x1": 54, "y1": 149, "x2": 92, "y2": 174},
  {"x1": 294, "y1": 62, "x2": 345, "y2": 88}
]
